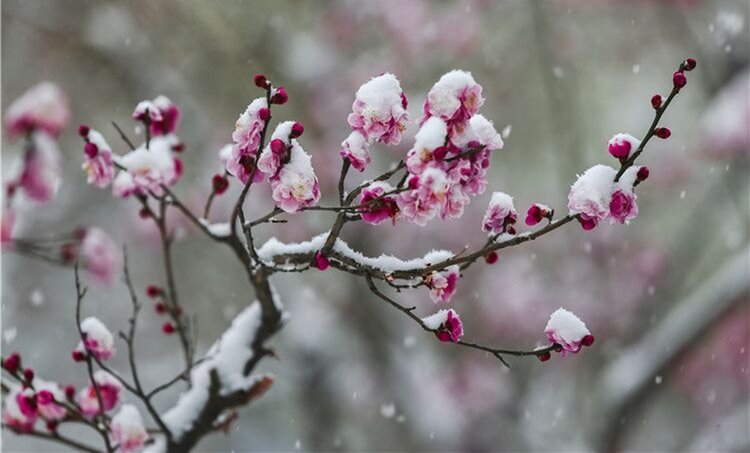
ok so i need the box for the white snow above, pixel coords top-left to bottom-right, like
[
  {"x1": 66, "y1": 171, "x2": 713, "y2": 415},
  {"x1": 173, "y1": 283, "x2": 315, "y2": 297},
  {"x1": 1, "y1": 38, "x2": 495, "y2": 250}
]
[
  {"x1": 256, "y1": 232, "x2": 453, "y2": 274},
  {"x1": 161, "y1": 303, "x2": 273, "y2": 442},
  {"x1": 545, "y1": 308, "x2": 590, "y2": 343},
  {"x1": 354, "y1": 73, "x2": 404, "y2": 111},
  {"x1": 198, "y1": 219, "x2": 231, "y2": 237},
  {"x1": 421, "y1": 309, "x2": 450, "y2": 330},
  {"x1": 413, "y1": 117, "x2": 448, "y2": 151},
  {"x1": 426, "y1": 70, "x2": 481, "y2": 117},
  {"x1": 567, "y1": 164, "x2": 617, "y2": 217},
  {"x1": 467, "y1": 114, "x2": 504, "y2": 150},
  {"x1": 269, "y1": 120, "x2": 296, "y2": 144},
  {"x1": 79, "y1": 316, "x2": 114, "y2": 351},
  {"x1": 488, "y1": 191, "x2": 515, "y2": 212}
]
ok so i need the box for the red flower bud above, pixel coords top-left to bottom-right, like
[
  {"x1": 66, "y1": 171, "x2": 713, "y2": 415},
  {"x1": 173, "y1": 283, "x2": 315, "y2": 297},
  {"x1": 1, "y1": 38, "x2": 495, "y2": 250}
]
[
  {"x1": 682, "y1": 57, "x2": 697, "y2": 71},
  {"x1": 672, "y1": 71, "x2": 687, "y2": 89},
  {"x1": 60, "y1": 244, "x2": 77, "y2": 263},
  {"x1": 650, "y1": 94, "x2": 663, "y2": 110},
  {"x1": 271, "y1": 86, "x2": 288, "y2": 105},
  {"x1": 636, "y1": 166, "x2": 650, "y2": 182},
  {"x1": 84, "y1": 142, "x2": 98, "y2": 158},
  {"x1": 78, "y1": 124, "x2": 90, "y2": 137},
  {"x1": 45, "y1": 421, "x2": 58, "y2": 433},
  {"x1": 3, "y1": 353, "x2": 21, "y2": 374},
  {"x1": 290, "y1": 122, "x2": 304, "y2": 139},
  {"x1": 258, "y1": 107, "x2": 271, "y2": 122},
  {"x1": 253, "y1": 73, "x2": 268, "y2": 88},
  {"x1": 484, "y1": 251, "x2": 499, "y2": 264},
  {"x1": 155, "y1": 302, "x2": 166, "y2": 314},
  {"x1": 537, "y1": 351, "x2": 551, "y2": 362},
  {"x1": 23, "y1": 368, "x2": 34, "y2": 383},
  {"x1": 146, "y1": 285, "x2": 162, "y2": 298},
  {"x1": 162, "y1": 322, "x2": 176, "y2": 334},
  {"x1": 64, "y1": 385, "x2": 76, "y2": 399},
  {"x1": 71, "y1": 350, "x2": 86, "y2": 362},
  {"x1": 138, "y1": 208, "x2": 151, "y2": 219},
  {"x1": 269, "y1": 138, "x2": 286, "y2": 155},
  {"x1": 581, "y1": 334, "x2": 595, "y2": 347},
  {"x1": 314, "y1": 251, "x2": 330, "y2": 271},
  {"x1": 212, "y1": 174, "x2": 229, "y2": 195},
  {"x1": 654, "y1": 127, "x2": 671, "y2": 139},
  {"x1": 171, "y1": 142, "x2": 185, "y2": 152}
]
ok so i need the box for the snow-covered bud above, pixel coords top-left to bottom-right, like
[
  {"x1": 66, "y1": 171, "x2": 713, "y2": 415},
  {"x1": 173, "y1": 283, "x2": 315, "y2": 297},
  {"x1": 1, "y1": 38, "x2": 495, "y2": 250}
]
[
  {"x1": 290, "y1": 122, "x2": 304, "y2": 138},
  {"x1": 340, "y1": 131, "x2": 371, "y2": 172},
  {"x1": 654, "y1": 127, "x2": 671, "y2": 139},
  {"x1": 162, "y1": 322, "x2": 175, "y2": 334},
  {"x1": 271, "y1": 86, "x2": 288, "y2": 105},
  {"x1": 77, "y1": 371, "x2": 121, "y2": 418},
  {"x1": 77, "y1": 317, "x2": 115, "y2": 361},
  {"x1": 607, "y1": 133, "x2": 640, "y2": 161},
  {"x1": 525, "y1": 203, "x2": 552, "y2": 226},
  {"x1": 650, "y1": 94, "x2": 663, "y2": 110},
  {"x1": 422, "y1": 309, "x2": 464, "y2": 343},
  {"x1": 253, "y1": 73, "x2": 268, "y2": 88},
  {"x1": 212, "y1": 174, "x2": 229, "y2": 195},
  {"x1": 3, "y1": 353, "x2": 21, "y2": 374},
  {"x1": 110, "y1": 405, "x2": 148, "y2": 453},
  {"x1": 544, "y1": 308, "x2": 592, "y2": 356},
  {"x1": 484, "y1": 251, "x2": 499, "y2": 264},
  {"x1": 314, "y1": 251, "x2": 330, "y2": 271},
  {"x1": 673, "y1": 71, "x2": 687, "y2": 89},
  {"x1": 78, "y1": 124, "x2": 90, "y2": 137}
]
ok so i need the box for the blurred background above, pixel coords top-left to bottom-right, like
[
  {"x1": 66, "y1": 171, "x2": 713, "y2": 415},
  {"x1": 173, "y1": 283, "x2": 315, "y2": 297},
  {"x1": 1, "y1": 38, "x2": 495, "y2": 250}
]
[{"x1": 2, "y1": 0, "x2": 749, "y2": 451}]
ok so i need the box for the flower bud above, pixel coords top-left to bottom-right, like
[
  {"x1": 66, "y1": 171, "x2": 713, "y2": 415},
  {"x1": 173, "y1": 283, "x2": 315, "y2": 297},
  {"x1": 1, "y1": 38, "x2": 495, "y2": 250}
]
[
  {"x1": 212, "y1": 174, "x2": 229, "y2": 195},
  {"x1": 484, "y1": 251, "x2": 499, "y2": 264},
  {"x1": 258, "y1": 107, "x2": 271, "y2": 122},
  {"x1": 64, "y1": 385, "x2": 76, "y2": 399},
  {"x1": 23, "y1": 368, "x2": 34, "y2": 383},
  {"x1": 271, "y1": 86, "x2": 288, "y2": 105},
  {"x1": 253, "y1": 73, "x2": 268, "y2": 88},
  {"x1": 654, "y1": 127, "x2": 671, "y2": 139},
  {"x1": 537, "y1": 351, "x2": 551, "y2": 362},
  {"x1": 78, "y1": 124, "x2": 90, "y2": 137},
  {"x1": 636, "y1": 166, "x2": 650, "y2": 182},
  {"x1": 3, "y1": 353, "x2": 20, "y2": 374},
  {"x1": 682, "y1": 57, "x2": 697, "y2": 71},
  {"x1": 162, "y1": 322, "x2": 176, "y2": 334},
  {"x1": 72, "y1": 350, "x2": 86, "y2": 362},
  {"x1": 581, "y1": 334, "x2": 595, "y2": 347},
  {"x1": 146, "y1": 285, "x2": 162, "y2": 298},
  {"x1": 650, "y1": 94, "x2": 663, "y2": 110},
  {"x1": 154, "y1": 302, "x2": 166, "y2": 314},
  {"x1": 672, "y1": 71, "x2": 687, "y2": 89},
  {"x1": 290, "y1": 122, "x2": 304, "y2": 139},
  {"x1": 84, "y1": 142, "x2": 99, "y2": 158},
  {"x1": 314, "y1": 251, "x2": 330, "y2": 271}
]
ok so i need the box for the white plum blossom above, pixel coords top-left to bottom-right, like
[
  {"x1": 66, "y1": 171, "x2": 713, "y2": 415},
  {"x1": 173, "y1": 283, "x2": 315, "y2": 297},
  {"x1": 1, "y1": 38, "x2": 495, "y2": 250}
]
[{"x1": 110, "y1": 404, "x2": 148, "y2": 453}]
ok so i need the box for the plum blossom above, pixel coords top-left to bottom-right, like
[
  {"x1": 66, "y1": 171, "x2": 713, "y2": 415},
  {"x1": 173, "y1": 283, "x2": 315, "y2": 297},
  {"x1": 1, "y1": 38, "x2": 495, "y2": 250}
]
[
  {"x1": 114, "y1": 135, "x2": 183, "y2": 197},
  {"x1": 439, "y1": 182, "x2": 470, "y2": 220},
  {"x1": 226, "y1": 98, "x2": 269, "y2": 183},
  {"x1": 607, "y1": 133, "x2": 640, "y2": 161},
  {"x1": 482, "y1": 192, "x2": 517, "y2": 234},
  {"x1": 405, "y1": 117, "x2": 448, "y2": 175},
  {"x1": 397, "y1": 166, "x2": 450, "y2": 226},
  {"x1": 132, "y1": 95, "x2": 181, "y2": 136},
  {"x1": 567, "y1": 164, "x2": 618, "y2": 226},
  {"x1": 525, "y1": 203, "x2": 552, "y2": 226},
  {"x1": 76, "y1": 317, "x2": 115, "y2": 361},
  {"x1": 110, "y1": 404, "x2": 148, "y2": 453},
  {"x1": 270, "y1": 144, "x2": 320, "y2": 213},
  {"x1": 544, "y1": 308, "x2": 594, "y2": 356},
  {"x1": 15, "y1": 132, "x2": 62, "y2": 203},
  {"x1": 347, "y1": 73, "x2": 409, "y2": 145},
  {"x1": 257, "y1": 121, "x2": 301, "y2": 178},
  {"x1": 77, "y1": 371, "x2": 122, "y2": 418},
  {"x1": 609, "y1": 166, "x2": 641, "y2": 225},
  {"x1": 80, "y1": 227, "x2": 120, "y2": 287},
  {"x1": 426, "y1": 265, "x2": 460, "y2": 303},
  {"x1": 81, "y1": 129, "x2": 115, "y2": 188},
  {"x1": 340, "y1": 131, "x2": 371, "y2": 172},
  {"x1": 2, "y1": 386, "x2": 35, "y2": 432},
  {"x1": 421, "y1": 70, "x2": 483, "y2": 131},
  {"x1": 358, "y1": 181, "x2": 398, "y2": 225},
  {"x1": 453, "y1": 114, "x2": 504, "y2": 151},
  {"x1": 33, "y1": 379, "x2": 67, "y2": 421},
  {"x1": 4, "y1": 82, "x2": 70, "y2": 139},
  {"x1": 422, "y1": 309, "x2": 464, "y2": 343}
]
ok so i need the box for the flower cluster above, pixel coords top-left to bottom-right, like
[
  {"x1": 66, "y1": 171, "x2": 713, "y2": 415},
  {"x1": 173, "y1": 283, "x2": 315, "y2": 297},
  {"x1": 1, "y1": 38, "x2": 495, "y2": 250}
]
[
  {"x1": 482, "y1": 192, "x2": 517, "y2": 235},
  {"x1": 543, "y1": 308, "x2": 594, "y2": 357}
]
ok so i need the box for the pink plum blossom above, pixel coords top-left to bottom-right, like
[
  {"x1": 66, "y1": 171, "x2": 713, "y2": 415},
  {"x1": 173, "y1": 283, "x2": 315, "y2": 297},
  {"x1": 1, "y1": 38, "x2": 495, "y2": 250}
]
[
  {"x1": 34, "y1": 379, "x2": 67, "y2": 421},
  {"x1": 114, "y1": 135, "x2": 183, "y2": 197},
  {"x1": 439, "y1": 182, "x2": 470, "y2": 220},
  {"x1": 567, "y1": 164, "x2": 617, "y2": 222},
  {"x1": 347, "y1": 73, "x2": 409, "y2": 145},
  {"x1": 80, "y1": 227, "x2": 120, "y2": 287},
  {"x1": 110, "y1": 404, "x2": 148, "y2": 453},
  {"x1": 257, "y1": 121, "x2": 300, "y2": 178},
  {"x1": 270, "y1": 144, "x2": 321, "y2": 213},
  {"x1": 16, "y1": 132, "x2": 62, "y2": 203},
  {"x1": 4, "y1": 82, "x2": 70, "y2": 139},
  {"x1": 525, "y1": 203, "x2": 552, "y2": 226},
  {"x1": 76, "y1": 317, "x2": 115, "y2": 361},
  {"x1": 77, "y1": 371, "x2": 122, "y2": 418},
  {"x1": 405, "y1": 117, "x2": 448, "y2": 175},
  {"x1": 422, "y1": 309, "x2": 464, "y2": 343},
  {"x1": 421, "y1": 70, "x2": 483, "y2": 131},
  {"x1": 2, "y1": 386, "x2": 35, "y2": 432},
  {"x1": 340, "y1": 131, "x2": 371, "y2": 172},
  {"x1": 397, "y1": 167, "x2": 450, "y2": 226},
  {"x1": 608, "y1": 166, "x2": 641, "y2": 224},
  {"x1": 358, "y1": 181, "x2": 398, "y2": 225},
  {"x1": 81, "y1": 130, "x2": 115, "y2": 188},
  {"x1": 607, "y1": 133, "x2": 640, "y2": 161},
  {"x1": 453, "y1": 114, "x2": 504, "y2": 151},
  {"x1": 482, "y1": 192, "x2": 517, "y2": 234},
  {"x1": 132, "y1": 95, "x2": 181, "y2": 136},
  {"x1": 226, "y1": 98, "x2": 269, "y2": 183},
  {"x1": 544, "y1": 308, "x2": 594, "y2": 356},
  {"x1": 427, "y1": 265, "x2": 460, "y2": 303}
]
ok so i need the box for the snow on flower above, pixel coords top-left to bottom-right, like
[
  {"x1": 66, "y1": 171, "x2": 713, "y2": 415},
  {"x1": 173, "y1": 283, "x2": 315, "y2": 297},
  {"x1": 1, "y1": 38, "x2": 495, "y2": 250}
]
[
  {"x1": 257, "y1": 121, "x2": 301, "y2": 178},
  {"x1": 132, "y1": 95, "x2": 181, "y2": 136},
  {"x1": 422, "y1": 308, "x2": 464, "y2": 343},
  {"x1": 421, "y1": 70, "x2": 483, "y2": 130},
  {"x1": 33, "y1": 379, "x2": 67, "y2": 421},
  {"x1": 453, "y1": 114, "x2": 504, "y2": 150},
  {"x1": 16, "y1": 132, "x2": 62, "y2": 203},
  {"x1": 358, "y1": 181, "x2": 398, "y2": 225},
  {"x1": 340, "y1": 131, "x2": 371, "y2": 172},
  {"x1": 77, "y1": 371, "x2": 122, "y2": 418},
  {"x1": 607, "y1": 133, "x2": 640, "y2": 161},
  {"x1": 110, "y1": 404, "x2": 148, "y2": 453},
  {"x1": 426, "y1": 265, "x2": 460, "y2": 304},
  {"x1": 82, "y1": 129, "x2": 115, "y2": 188},
  {"x1": 80, "y1": 227, "x2": 121, "y2": 287},
  {"x1": 609, "y1": 166, "x2": 641, "y2": 224},
  {"x1": 226, "y1": 98, "x2": 269, "y2": 183},
  {"x1": 397, "y1": 166, "x2": 450, "y2": 226},
  {"x1": 405, "y1": 117, "x2": 448, "y2": 175},
  {"x1": 347, "y1": 73, "x2": 409, "y2": 145},
  {"x1": 525, "y1": 203, "x2": 552, "y2": 226},
  {"x1": 482, "y1": 191, "x2": 517, "y2": 234},
  {"x1": 544, "y1": 308, "x2": 594, "y2": 356},
  {"x1": 567, "y1": 164, "x2": 618, "y2": 225},
  {"x1": 4, "y1": 82, "x2": 70, "y2": 139},
  {"x1": 270, "y1": 143, "x2": 320, "y2": 213},
  {"x1": 2, "y1": 385, "x2": 35, "y2": 432},
  {"x1": 115, "y1": 135, "x2": 183, "y2": 197},
  {"x1": 77, "y1": 317, "x2": 115, "y2": 360}
]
